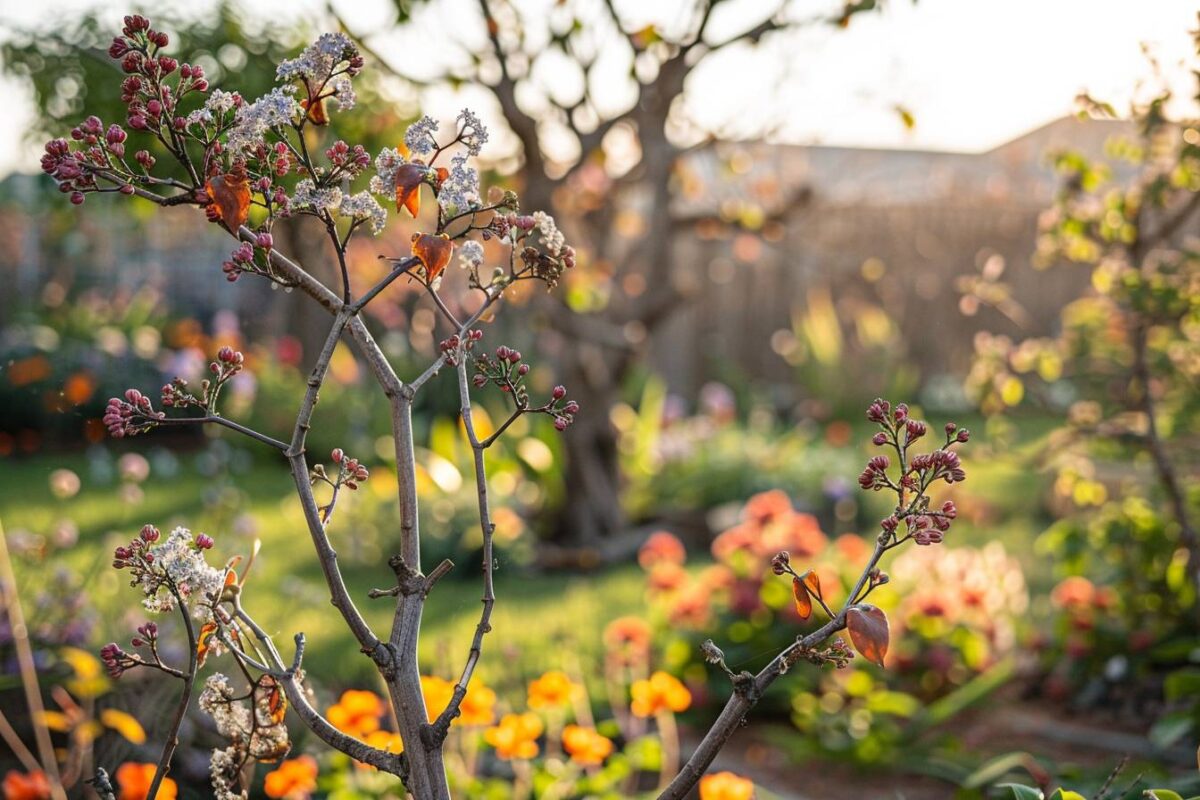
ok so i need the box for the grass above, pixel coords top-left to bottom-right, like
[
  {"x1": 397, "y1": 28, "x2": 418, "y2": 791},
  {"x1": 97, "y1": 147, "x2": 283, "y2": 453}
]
[{"x1": 0, "y1": 445, "x2": 657, "y2": 691}]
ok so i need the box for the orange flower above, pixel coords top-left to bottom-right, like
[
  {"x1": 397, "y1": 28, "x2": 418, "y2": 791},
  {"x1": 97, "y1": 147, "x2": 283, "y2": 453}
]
[
  {"x1": 457, "y1": 680, "x2": 496, "y2": 727},
  {"x1": 527, "y1": 670, "x2": 576, "y2": 710},
  {"x1": 484, "y1": 712, "x2": 543, "y2": 760},
  {"x1": 834, "y1": 533, "x2": 871, "y2": 565},
  {"x1": 1051, "y1": 576, "x2": 1095, "y2": 610},
  {"x1": 421, "y1": 675, "x2": 454, "y2": 722},
  {"x1": 326, "y1": 689, "x2": 385, "y2": 738},
  {"x1": 744, "y1": 489, "x2": 793, "y2": 526},
  {"x1": 647, "y1": 562, "x2": 689, "y2": 594},
  {"x1": 263, "y1": 755, "x2": 318, "y2": 799},
  {"x1": 115, "y1": 763, "x2": 177, "y2": 800},
  {"x1": 638, "y1": 531, "x2": 687, "y2": 569},
  {"x1": 700, "y1": 771, "x2": 755, "y2": 800},
  {"x1": 364, "y1": 730, "x2": 404, "y2": 754},
  {"x1": 3, "y1": 770, "x2": 51, "y2": 800},
  {"x1": 603, "y1": 616, "x2": 653, "y2": 664},
  {"x1": 562, "y1": 725, "x2": 614, "y2": 766},
  {"x1": 630, "y1": 671, "x2": 691, "y2": 717},
  {"x1": 669, "y1": 587, "x2": 712, "y2": 629}
]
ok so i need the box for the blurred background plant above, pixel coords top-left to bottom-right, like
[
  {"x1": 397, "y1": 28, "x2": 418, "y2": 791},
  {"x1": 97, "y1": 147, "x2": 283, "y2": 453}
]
[{"x1": 3, "y1": 0, "x2": 1200, "y2": 797}]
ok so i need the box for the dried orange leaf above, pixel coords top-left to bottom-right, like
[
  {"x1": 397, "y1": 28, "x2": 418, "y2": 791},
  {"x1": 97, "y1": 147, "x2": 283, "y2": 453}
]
[
  {"x1": 792, "y1": 576, "x2": 812, "y2": 621},
  {"x1": 196, "y1": 621, "x2": 218, "y2": 667},
  {"x1": 846, "y1": 604, "x2": 889, "y2": 667},
  {"x1": 205, "y1": 173, "x2": 251, "y2": 230},
  {"x1": 411, "y1": 233, "x2": 454, "y2": 284},
  {"x1": 395, "y1": 163, "x2": 428, "y2": 217},
  {"x1": 260, "y1": 676, "x2": 288, "y2": 725},
  {"x1": 802, "y1": 569, "x2": 822, "y2": 599}
]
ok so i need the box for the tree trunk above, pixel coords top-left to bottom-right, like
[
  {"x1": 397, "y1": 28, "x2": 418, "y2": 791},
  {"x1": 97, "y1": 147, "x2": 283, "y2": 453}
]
[{"x1": 554, "y1": 342, "x2": 625, "y2": 546}]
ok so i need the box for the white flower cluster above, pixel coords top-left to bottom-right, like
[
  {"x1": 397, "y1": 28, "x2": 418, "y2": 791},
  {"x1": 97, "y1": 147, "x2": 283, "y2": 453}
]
[
  {"x1": 438, "y1": 153, "x2": 480, "y2": 215},
  {"x1": 228, "y1": 88, "x2": 301, "y2": 152},
  {"x1": 330, "y1": 75, "x2": 355, "y2": 112},
  {"x1": 200, "y1": 674, "x2": 252, "y2": 736},
  {"x1": 185, "y1": 90, "x2": 243, "y2": 128},
  {"x1": 140, "y1": 527, "x2": 224, "y2": 619},
  {"x1": 339, "y1": 191, "x2": 387, "y2": 234},
  {"x1": 209, "y1": 747, "x2": 247, "y2": 800},
  {"x1": 200, "y1": 673, "x2": 291, "y2": 800},
  {"x1": 292, "y1": 179, "x2": 343, "y2": 213},
  {"x1": 456, "y1": 108, "x2": 489, "y2": 156},
  {"x1": 532, "y1": 211, "x2": 565, "y2": 255},
  {"x1": 276, "y1": 32, "x2": 356, "y2": 83},
  {"x1": 459, "y1": 239, "x2": 484, "y2": 270},
  {"x1": 404, "y1": 115, "x2": 438, "y2": 156}
]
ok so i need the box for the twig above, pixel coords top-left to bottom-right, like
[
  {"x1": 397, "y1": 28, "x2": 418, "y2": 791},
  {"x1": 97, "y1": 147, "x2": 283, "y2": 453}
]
[
  {"x1": 426, "y1": 358, "x2": 499, "y2": 742},
  {"x1": 145, "y1": 582, "x2": 198, "y2": 800},
  {"x1": 154, "y1": 415, "x2": 289, "y2": 452},
  {"x1": 0, "y1": 518, "x2": 67, "y2": 799}
]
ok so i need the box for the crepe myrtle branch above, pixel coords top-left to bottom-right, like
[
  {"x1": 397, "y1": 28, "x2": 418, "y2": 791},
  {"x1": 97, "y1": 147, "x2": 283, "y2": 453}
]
[{"x1": 661, "y1": 400, "x2": 969, "y2": 800}]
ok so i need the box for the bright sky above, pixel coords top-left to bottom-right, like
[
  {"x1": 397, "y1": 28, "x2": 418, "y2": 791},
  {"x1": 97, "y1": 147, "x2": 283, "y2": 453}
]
[{"x1": 1, "y1": 0, "x2": 1198, "y2": 177}]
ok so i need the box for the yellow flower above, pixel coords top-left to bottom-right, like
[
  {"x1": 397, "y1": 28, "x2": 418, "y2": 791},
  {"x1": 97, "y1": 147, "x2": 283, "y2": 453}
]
[
  {"x1": 484, "y1": 712, "x2": 543, "y2": 760},
  {"x1": 326, "y1": 689, "x2": 384, "y2": 738},
  {"x1": 527, "y1": 670, "x2": 576, "y2": 710},
  {"x1": 263, "y1": 755, "x2": 318, "y2": 799},
  {"x1": 457, "y1": 680, "x2": 496, "y2": 727},
  {"x1": 630, "y1": 671, "x2": 691, "y2": 718},
  {"x1": 562, "y1": 724, "x2": 614, "y2": 766},
  {"x1": 699, "y1": 771, "x2": 755, "y2": 800}
]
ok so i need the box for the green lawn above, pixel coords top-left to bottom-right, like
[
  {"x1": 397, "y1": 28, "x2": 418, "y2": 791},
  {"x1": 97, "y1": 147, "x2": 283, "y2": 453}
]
[{"x1": 0, "y1": 447, "x2": 651, "y2": 690}]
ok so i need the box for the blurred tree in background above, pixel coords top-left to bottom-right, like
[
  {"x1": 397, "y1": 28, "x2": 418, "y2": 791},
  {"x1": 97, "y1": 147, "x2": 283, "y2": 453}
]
[{"x1": 348, "y1": 0, "x2": 889, "y2": 547}]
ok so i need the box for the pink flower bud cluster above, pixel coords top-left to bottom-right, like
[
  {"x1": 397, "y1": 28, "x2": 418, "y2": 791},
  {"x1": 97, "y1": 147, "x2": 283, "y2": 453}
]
[
  {"x1": 325, "y1": 140, "x2": 370, "y2": 176},
  {"x1": 857, "y1": 455, "x2": 891, "y2": 490},
  {"x1": 130, "y1": 621, "x2": 159, "y2": 648},
  {"x1": 330, "y1": 448, "x2": 370, "y2": 490},
  {"x1": 100, "y1": 642, "x2": 137, "y2": 678},
  {"x1": 439, "y1": 329, "x2": 484, "y2": 366},
  {"x1": 472, "y1": 346, "x2": 579, "y2": 432},
  {"x1": 43, "y1": 15, "x2": 214, "y2": 204},
  {"x1": 222, "y1": 242, "x2": 257, "y2": 282},
  {"x1": 861, "y1": 398, "x2": 969, "y2": 546},
  {"x1": 103, "y1": 389, "x2": 165, "y2": 438}
]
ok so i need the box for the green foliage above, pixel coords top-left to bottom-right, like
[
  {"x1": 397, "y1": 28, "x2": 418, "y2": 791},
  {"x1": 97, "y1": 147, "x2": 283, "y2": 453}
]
[{"x1": 964, "y1": 29, "x2": 1200, "y2": 750}]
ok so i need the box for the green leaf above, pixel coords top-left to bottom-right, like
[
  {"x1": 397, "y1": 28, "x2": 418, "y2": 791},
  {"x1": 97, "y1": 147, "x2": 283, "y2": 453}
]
[
  {"x1": 961, "y1": 752, "x2": 1040, "y2": 789},
  {"x1": 1149, "y1": 711, "x2": 1193, "y2": 749},
  {"x1": 1144, "y1": 791, "x2": 1184, "y2": 800},
  {"x1": 998, "y1": 784, "x2": 1043, "y2": 800}
]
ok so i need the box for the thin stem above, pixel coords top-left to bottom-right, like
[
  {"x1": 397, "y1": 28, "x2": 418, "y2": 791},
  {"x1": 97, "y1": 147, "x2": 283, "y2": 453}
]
[
  {"x1": 145, "y1": 582, "x2": 198, "y2": 800},
  {"x1": 0, "y1": 518, "x2": 67, "y2": 799},
  {"x1": 285, "y1": 310, "x2": 381, "y2": 654},
  {"x1": 154, "y1": 415, "x2": 289, "y2": 451},
  {"x1": 427, "y1": 358, "x2": 498, "y2": 740},
  {"x1": 352, "y1": 257, "x2": 421, "y2": 313}
]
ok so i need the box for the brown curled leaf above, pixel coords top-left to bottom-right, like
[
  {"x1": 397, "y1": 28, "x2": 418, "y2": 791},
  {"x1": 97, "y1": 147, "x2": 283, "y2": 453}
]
[
  {"x1": 846, "y1": 604, "x2": 889, "y2": 667},
  {"x1": 411, "y1": 232, "x2": 453, "y2": 284},
  {"x1": 205, "y1": 172, "x2": 251, "y2": 230},
  {"x1": 792, "y1": 575, "x2": 812, "y2": 621}
]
